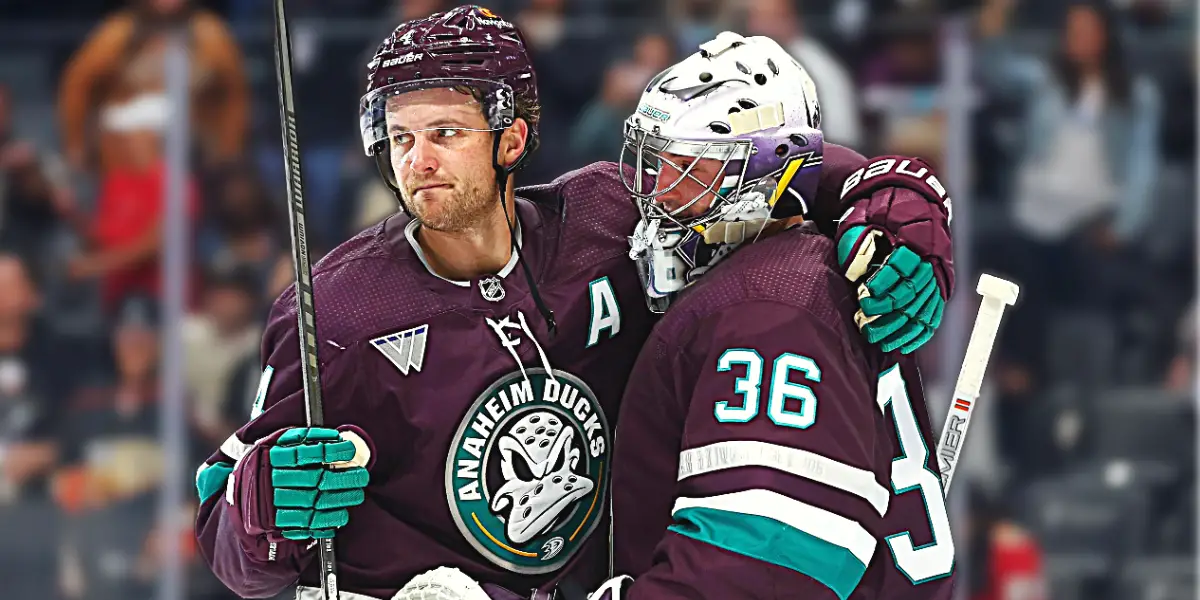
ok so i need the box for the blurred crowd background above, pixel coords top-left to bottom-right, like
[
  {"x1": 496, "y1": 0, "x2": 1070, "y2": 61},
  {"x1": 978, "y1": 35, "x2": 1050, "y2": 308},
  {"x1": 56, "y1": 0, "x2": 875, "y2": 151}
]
[{"x1": 0, "y1": 0, "x2": 1193, "y2": 598}]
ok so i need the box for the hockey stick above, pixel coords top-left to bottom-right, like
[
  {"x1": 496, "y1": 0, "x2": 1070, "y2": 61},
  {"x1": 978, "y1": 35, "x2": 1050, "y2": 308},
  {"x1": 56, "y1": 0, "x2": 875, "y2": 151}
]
[
  {"x1": 270, "y1": 0, "x2": 339, "y2": 597},
  {"x1": 934, "y1": 274, "x2": 1019, "y2": 494}
]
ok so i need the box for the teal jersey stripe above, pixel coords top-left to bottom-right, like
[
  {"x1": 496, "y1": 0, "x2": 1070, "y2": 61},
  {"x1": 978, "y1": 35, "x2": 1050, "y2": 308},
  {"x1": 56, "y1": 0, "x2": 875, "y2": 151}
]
[
  {"x1": 196, "y1": 461, "x2": 234, "y2": 503},
  {"x1": 670, "y1": 505, "x2": 868, "y2": 600}
]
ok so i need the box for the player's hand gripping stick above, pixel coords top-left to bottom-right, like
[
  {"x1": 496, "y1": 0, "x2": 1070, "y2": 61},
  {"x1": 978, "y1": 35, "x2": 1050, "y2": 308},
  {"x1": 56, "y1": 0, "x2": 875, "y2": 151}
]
[
  {"x1": 934, "y1": 274, "x2": 1019, "y2": 493},
  {"x1": 269, "y1": 428, "x2": 371, "y2": 540}
]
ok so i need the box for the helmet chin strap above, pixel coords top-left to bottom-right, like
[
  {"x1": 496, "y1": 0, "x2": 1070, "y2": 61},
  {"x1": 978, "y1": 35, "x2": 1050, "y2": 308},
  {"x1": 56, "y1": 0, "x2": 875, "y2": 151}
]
[{"x1": 492, "y1": 132, "x2": 557, "y2": 338}]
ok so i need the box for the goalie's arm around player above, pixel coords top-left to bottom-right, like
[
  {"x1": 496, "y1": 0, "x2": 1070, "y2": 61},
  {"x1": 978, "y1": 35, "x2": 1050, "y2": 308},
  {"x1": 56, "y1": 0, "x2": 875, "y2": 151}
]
[{"x1": 194, "y1": 286, "x2": 374, "y2": 599}]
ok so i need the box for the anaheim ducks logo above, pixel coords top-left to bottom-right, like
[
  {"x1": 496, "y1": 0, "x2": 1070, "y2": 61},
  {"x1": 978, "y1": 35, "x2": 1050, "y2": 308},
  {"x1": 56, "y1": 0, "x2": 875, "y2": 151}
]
[
  {"x1": 477, "y1": 6, "x2": 499, "y2": 18},
  {"x1": 445, "y1": 368, "x2": 610, "y2": 574}
]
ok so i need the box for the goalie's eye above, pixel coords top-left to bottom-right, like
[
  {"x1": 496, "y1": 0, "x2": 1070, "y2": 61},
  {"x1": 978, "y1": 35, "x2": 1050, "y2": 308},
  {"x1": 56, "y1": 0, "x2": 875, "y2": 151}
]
[
  {"x1": 436, "y1": 128, "x2": 459, "y2": 138},
  {"x1": 661, "y1": 154, "x2": 690, "y2": 171}
]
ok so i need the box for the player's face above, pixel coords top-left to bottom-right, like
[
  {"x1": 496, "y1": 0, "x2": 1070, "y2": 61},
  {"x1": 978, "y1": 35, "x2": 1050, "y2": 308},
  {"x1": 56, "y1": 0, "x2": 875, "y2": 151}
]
[
  {"x1": 385, "y1": 88, "x2": 499, "y2": 232},
  {"x1": 653, "y1": 152, "x2": 724, "y2": 220}
]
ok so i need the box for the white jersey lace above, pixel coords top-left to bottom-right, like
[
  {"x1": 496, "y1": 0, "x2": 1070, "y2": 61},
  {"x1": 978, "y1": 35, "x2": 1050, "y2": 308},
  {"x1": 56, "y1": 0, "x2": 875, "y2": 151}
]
[{"x1": 486, "y1": 310, "x2": 555, "y2": 385}]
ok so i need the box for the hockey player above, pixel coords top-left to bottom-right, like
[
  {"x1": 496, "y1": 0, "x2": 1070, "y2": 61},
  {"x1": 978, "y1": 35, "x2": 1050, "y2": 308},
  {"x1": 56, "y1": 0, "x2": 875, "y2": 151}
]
[
  {"x1": 594, "y1": 33, "x2": 955, "y2": 600},
  {"x1": 193, "y1": 7, "x2": 954, "y2": 600}
]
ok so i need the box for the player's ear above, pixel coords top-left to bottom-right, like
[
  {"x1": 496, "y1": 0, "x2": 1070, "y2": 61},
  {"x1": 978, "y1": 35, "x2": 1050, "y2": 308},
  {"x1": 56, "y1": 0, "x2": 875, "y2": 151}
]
[{"x1": 498, "y1": 118, "x2": 528, "y2": 169}]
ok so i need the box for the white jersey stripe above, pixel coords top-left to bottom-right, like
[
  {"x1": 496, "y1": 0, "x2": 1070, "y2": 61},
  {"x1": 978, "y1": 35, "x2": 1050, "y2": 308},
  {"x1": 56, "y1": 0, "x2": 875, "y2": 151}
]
[{"x1": 678, "y1": 440, "x2": 889, "y2": 517}]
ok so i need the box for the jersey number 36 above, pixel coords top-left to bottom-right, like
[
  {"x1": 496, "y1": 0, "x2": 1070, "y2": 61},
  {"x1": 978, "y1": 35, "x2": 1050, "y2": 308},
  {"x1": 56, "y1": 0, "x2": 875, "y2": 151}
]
[{"x1": 714, "y1": 349, "x2": 955, "y2": 583}]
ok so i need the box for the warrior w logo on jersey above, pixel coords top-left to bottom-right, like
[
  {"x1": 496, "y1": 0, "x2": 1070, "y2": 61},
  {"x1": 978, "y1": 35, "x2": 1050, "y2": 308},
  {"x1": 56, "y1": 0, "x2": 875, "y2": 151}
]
[{"x1": 445, "y1": 368, "x2": 611, "y2": 574}]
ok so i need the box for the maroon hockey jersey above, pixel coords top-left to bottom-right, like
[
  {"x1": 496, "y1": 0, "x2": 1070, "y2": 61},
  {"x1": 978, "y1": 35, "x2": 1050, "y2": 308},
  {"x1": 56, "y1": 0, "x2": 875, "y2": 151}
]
[
  {"x1": 610, "y1": 224, "x2": 957, "y2": 600},
  {"x1": 195, "y1": 163, "x2": 652, "y2": 599},
  {"x1": 193, "y1": 145, "x2": 919, "y2": 600}
]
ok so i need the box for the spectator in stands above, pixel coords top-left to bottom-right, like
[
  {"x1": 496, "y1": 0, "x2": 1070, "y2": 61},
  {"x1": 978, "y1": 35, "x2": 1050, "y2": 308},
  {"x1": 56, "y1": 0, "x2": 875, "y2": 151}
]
[
  {"x1": 0, "y1": 85, "x2": 80, "y2": 283},
  {"x1": 65, "y1": 104, "x2": 201, "y2": 314},
  {"x1": 570, "y1": 32, "x2": 674, "y2": 165},
  {"x1": 219, "y1": 253, "x2": 307, "y2": 430},
  {"x1": 57, "y1": 0, "x2": 248, "y2": 177},
  {"x1": 54, "y1": 295, "x2": 166, "y2": 513},
  {"x1": 743, "y1": 0, "x2": 863, "y2": 146},
  {"x1": 967, "y1": 485, "x2": 1049, "y2": 600},
  {"x1": 199, "y1": 164, "x2": 280, "y2": 281},
  {"x1": 0, "y1": 253, "x2": 68, "y2": 505},
  {"x1": 183, "y1": 265, "x2": 262, "y2": 446},
  {"x1": 979, "y1": 0, "x2": 1160, "y2": 249},
  {"x1": 52, "y1": 294, "x2": 202, "y2": 600},
  {"x1": 974, "y1": 0, "x2": 1163, "y2": 466}
]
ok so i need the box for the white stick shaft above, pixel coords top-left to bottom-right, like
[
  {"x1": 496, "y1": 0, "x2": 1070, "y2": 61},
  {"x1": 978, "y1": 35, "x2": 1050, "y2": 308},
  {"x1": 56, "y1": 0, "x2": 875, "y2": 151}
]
[
  {"x1": 958, "y1": 297, "x2": 1010, "y2": 397},
  {"x1": 936, "y1": 294, "x2": 1013, "y2": 493}
]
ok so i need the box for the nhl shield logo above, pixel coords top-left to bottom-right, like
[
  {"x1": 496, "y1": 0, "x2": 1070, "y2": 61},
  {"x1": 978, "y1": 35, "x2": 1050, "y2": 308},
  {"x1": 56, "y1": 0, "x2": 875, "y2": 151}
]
[
  {"x1": 479, "y1": 276, "x2": 505, "y2": 302},
  {"x1": 445, "y1": 368, "x2": 610, "y2": 574}
]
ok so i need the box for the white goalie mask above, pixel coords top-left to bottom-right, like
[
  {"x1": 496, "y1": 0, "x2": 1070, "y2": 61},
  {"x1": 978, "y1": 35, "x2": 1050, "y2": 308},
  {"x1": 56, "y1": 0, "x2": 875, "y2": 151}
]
[{"x1": 620, "y1": 32, "x2": 825, "y2": 312}]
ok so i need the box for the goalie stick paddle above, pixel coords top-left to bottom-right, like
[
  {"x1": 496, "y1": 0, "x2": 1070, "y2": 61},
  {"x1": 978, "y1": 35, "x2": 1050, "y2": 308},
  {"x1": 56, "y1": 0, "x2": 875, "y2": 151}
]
[
  {"x1": 270, "y1": 0, "x2": 339, "y2": 597},
  {"x1": 934, "y1": 274, "x2": 1019, "y2": 495}
]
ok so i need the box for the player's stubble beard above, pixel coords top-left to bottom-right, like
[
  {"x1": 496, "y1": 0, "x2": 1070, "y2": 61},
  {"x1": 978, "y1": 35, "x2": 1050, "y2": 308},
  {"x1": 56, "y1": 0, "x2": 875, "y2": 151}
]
[{"x1": 407, "y1": 173, "x2": 500, "y2": 233}]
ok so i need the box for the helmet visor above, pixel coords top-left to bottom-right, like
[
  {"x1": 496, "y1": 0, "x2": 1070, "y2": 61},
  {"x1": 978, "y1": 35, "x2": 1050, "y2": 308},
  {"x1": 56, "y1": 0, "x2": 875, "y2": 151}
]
[{"x1": 358, "y1": 77, "x2": 515, "y2": 157}]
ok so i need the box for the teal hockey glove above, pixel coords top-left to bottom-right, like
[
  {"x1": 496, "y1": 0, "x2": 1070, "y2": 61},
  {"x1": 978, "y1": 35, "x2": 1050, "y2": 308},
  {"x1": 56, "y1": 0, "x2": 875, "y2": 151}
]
[
  {"x1": 233, "y1": 426, "x2": 372, "y2": 541},
  {"x1": 838, "y1": 225, "x2": 946, "y2": 354}
]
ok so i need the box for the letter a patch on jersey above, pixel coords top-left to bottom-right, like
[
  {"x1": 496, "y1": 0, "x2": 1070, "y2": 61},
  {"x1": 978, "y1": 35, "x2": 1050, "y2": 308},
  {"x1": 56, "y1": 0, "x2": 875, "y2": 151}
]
[
  {"x1": 371, "y1": 324, "x2": 428, "y2": 375},
  {"x1": 587, "y1": 277, "x2": 621, "y2": 347}
]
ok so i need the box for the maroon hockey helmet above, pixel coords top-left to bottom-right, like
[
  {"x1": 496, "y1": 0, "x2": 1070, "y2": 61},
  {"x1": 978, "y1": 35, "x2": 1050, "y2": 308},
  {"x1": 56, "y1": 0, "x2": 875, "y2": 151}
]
[{"x1": 359, "y1": 5, "x2": 539, "y2": 194}]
